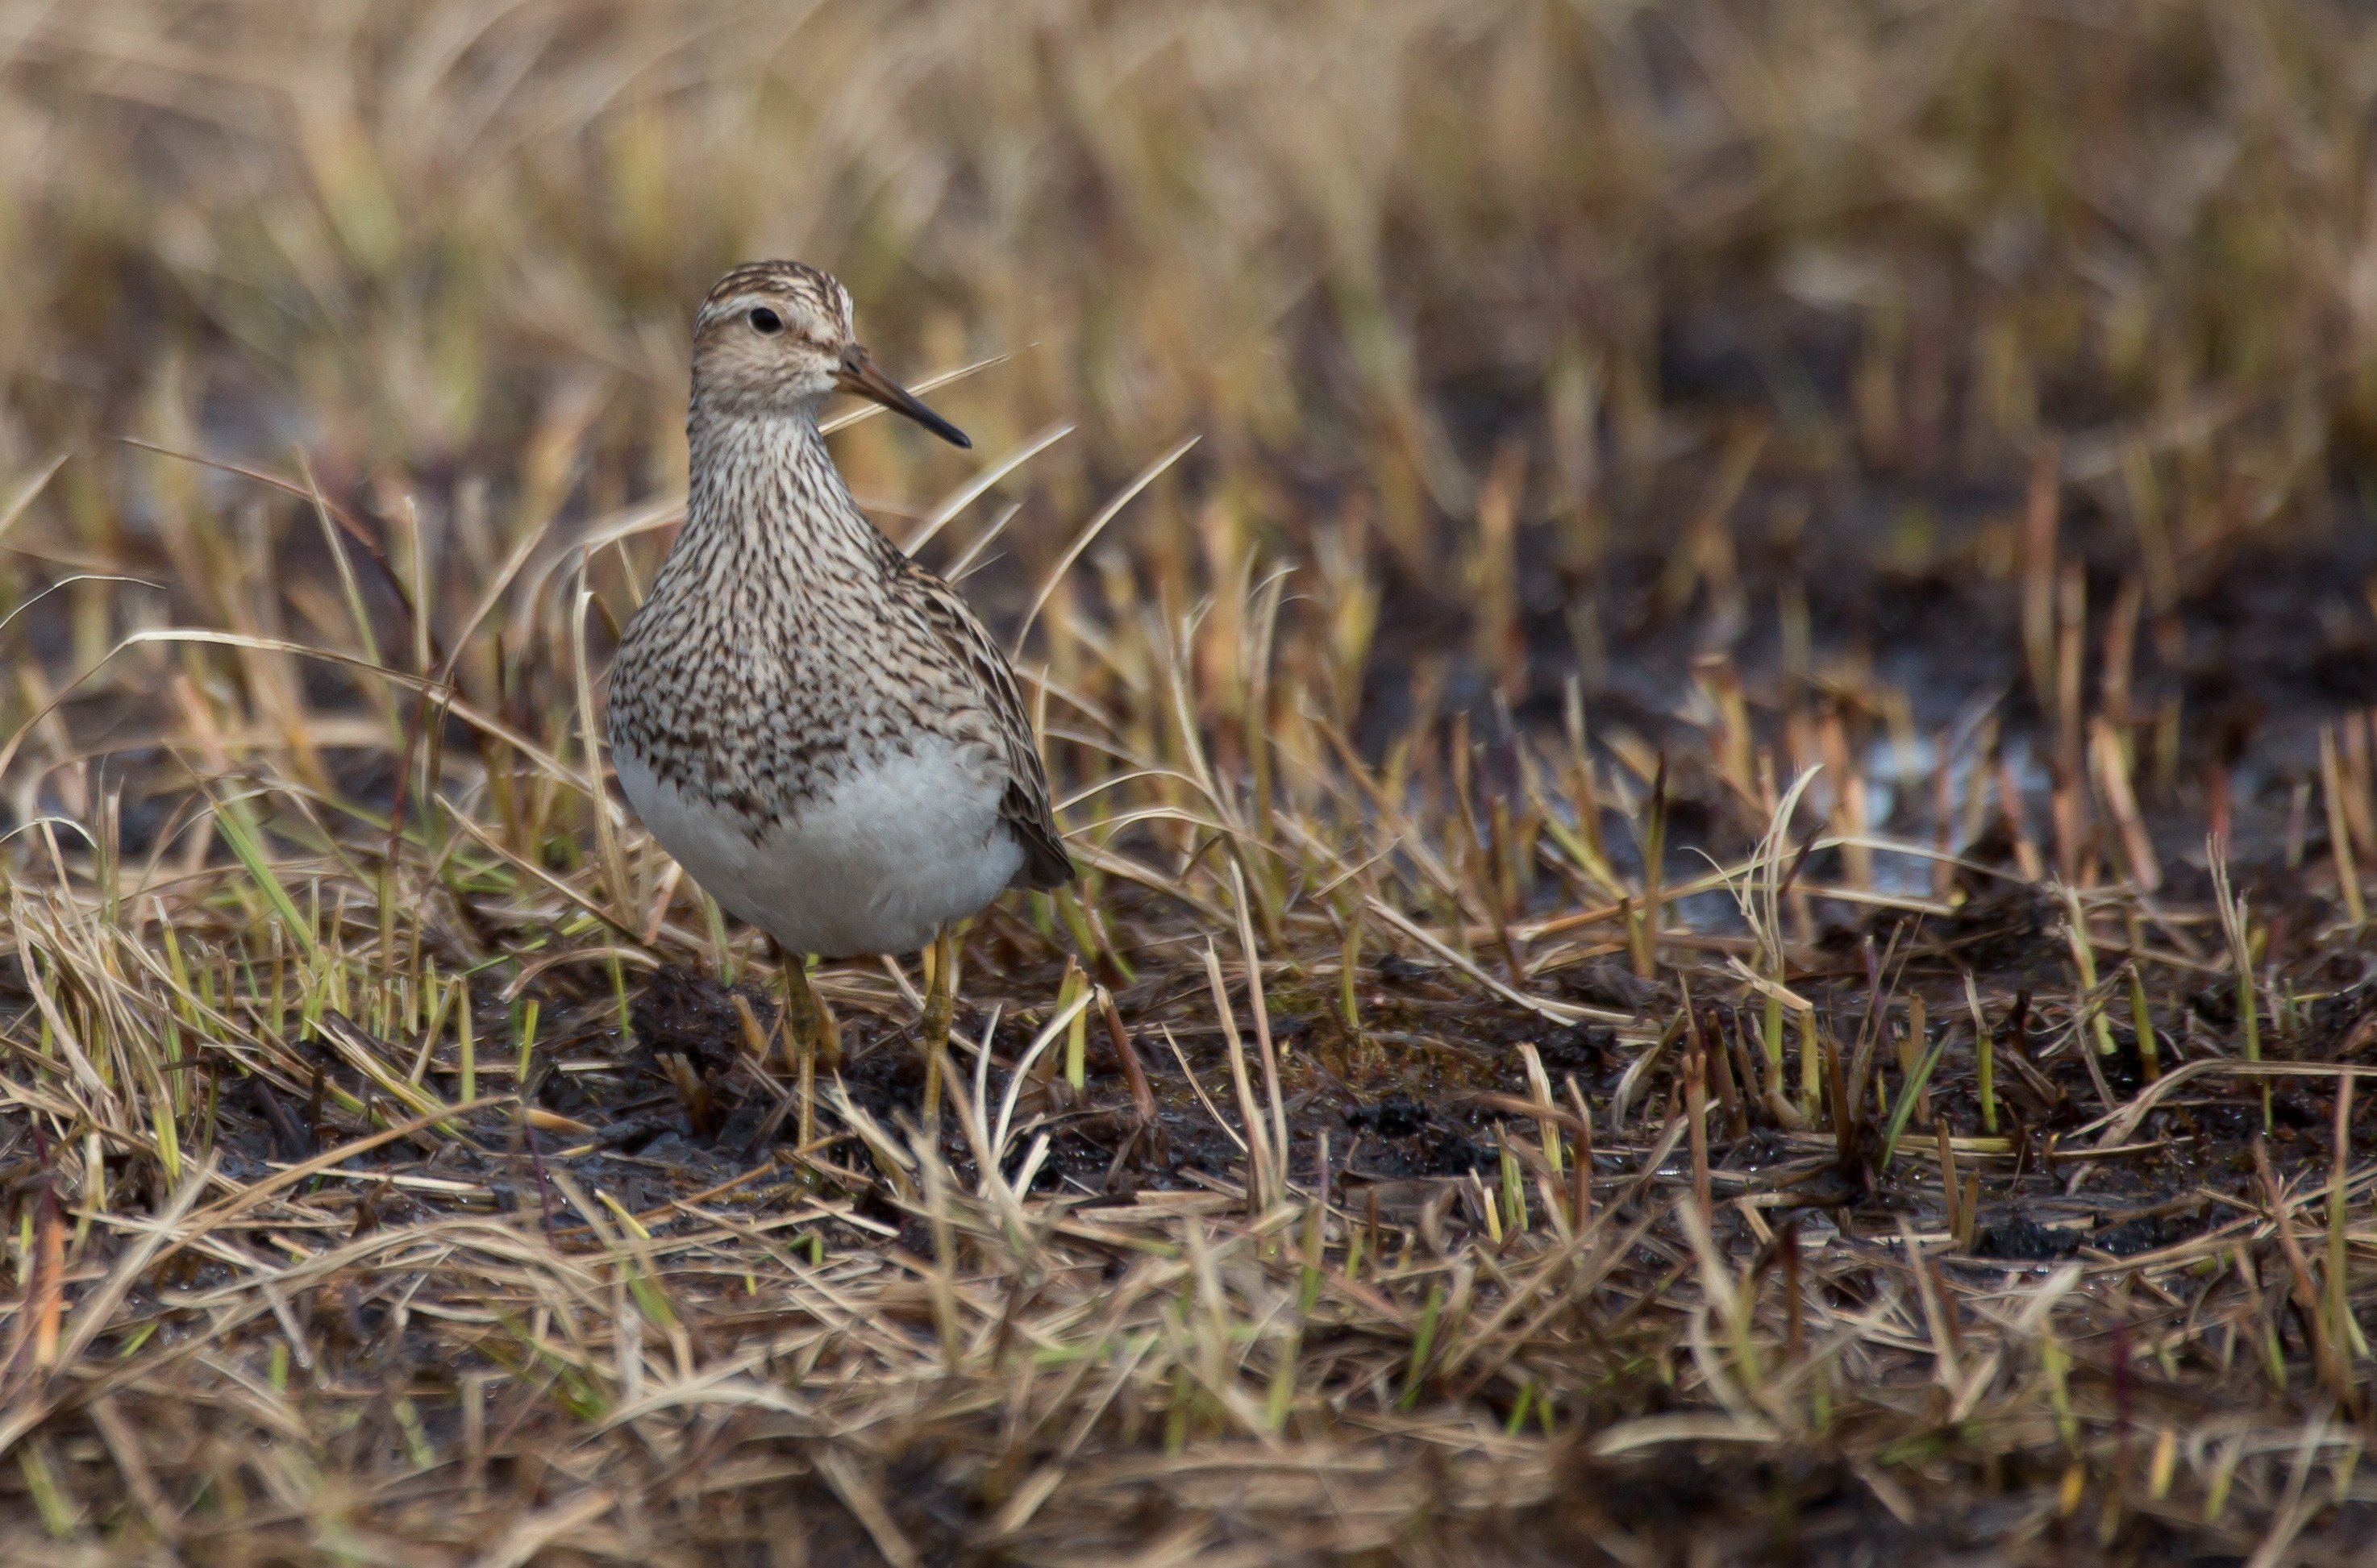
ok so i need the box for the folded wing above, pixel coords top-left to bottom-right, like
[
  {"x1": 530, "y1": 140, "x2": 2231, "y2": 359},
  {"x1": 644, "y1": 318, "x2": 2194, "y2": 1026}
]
[{"x1": 905, "y1": 564, "x2": 1075, "y2": 890}]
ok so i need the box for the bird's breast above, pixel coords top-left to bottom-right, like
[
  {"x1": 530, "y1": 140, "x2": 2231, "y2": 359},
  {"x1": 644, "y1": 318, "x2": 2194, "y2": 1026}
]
[{"x1": 613, "y1": 732, "x2": 1020, "y2": 958}]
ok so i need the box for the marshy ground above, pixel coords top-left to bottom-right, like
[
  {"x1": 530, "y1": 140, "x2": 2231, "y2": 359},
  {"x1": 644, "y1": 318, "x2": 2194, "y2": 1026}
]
[{"x1": 3, "y1": 2, "x2": 2377, "y2": 1563}]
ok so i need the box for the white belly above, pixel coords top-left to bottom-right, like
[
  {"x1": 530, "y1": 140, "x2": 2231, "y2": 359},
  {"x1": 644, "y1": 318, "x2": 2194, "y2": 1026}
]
[{"x1": 614, "y1": 740, "x2": 1024, "y2": 958}]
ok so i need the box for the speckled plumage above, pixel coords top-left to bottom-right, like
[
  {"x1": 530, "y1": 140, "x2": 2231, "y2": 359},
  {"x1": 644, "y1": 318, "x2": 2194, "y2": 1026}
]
[{"x1": 608, "y1": 261, "x2": 1070, "y2": 958}]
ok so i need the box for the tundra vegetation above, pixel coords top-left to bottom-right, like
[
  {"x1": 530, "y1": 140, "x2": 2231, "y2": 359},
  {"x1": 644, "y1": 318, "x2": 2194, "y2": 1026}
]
[{"x1": 0, "y1": 3, "x2": 2375, "y2": 1562}]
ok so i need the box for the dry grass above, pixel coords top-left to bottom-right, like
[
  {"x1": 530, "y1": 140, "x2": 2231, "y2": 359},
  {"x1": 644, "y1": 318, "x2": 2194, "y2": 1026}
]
[{"x1": 1, "y1": 1, "x2": 2376, "y2": 1562}]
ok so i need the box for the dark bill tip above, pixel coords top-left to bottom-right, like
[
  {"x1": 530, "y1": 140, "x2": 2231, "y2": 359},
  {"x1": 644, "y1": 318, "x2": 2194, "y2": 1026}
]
[{"x1": 837, "y1": 347, "x2": 972, "y2": 449}]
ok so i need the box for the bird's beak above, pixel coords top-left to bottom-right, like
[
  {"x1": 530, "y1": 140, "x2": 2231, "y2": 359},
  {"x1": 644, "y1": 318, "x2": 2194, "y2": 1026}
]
[{"x1": 835, "y1": 344, "x2": 972, "y2": 449}]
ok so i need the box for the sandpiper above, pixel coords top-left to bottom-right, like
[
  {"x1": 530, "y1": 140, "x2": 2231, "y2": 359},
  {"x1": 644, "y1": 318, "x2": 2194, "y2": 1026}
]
[{"x1": 609, "y1": 260, "x2": 1072, "y2": 1100}]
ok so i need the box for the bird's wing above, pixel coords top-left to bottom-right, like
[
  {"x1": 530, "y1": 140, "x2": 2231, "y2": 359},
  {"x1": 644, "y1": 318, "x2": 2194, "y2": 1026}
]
[{"x1": 906, "y1": 564, "x2": 1075, "y2": 890}]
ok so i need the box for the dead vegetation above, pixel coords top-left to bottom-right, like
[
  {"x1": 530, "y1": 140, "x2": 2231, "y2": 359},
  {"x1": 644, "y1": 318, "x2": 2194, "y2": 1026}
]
[{"x1": 1, "y1": 2, "x2": 2376, "y2": 1562}]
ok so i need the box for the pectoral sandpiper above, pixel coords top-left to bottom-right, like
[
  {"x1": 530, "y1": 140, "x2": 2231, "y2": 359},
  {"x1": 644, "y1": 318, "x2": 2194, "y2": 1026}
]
[{"x1": 609, "y1": 260, "x2": 1072, "y2": 1107}]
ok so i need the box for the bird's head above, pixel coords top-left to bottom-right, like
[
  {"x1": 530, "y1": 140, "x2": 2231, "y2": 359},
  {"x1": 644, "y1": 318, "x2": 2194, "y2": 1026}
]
[{"x1": 690, "y1": 260, "x2": 970, "y2": 447}]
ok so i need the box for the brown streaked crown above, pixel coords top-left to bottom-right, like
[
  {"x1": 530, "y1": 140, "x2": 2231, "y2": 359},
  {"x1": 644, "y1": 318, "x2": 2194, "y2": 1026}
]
[
  {"x1": 689, "y1": 260, "x2": 857, "y2": 414},
  {"x1": 695, "y1": 260, "x2": 854, "y2": 339},
  {"x1": 689, "y1": 260, "x2": 971, "y2": 447}
]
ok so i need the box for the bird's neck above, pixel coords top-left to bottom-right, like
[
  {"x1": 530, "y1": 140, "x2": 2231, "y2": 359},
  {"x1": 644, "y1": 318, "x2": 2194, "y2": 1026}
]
[{"x1": 676, "y1": 402, "x2": 893, "y2": 581}]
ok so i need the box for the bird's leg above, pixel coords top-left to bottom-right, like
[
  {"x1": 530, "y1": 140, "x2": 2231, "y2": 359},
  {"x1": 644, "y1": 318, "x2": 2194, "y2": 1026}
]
[
  {"x1": 919, "y1": 927, "x2": 955, "y2": 1137},
  {"x1": 779, "y1": 954, "x2": 835, "y2": 1152},
  {"x1": 780, "y1": 952, "x2": 840, "y2": 1066}
]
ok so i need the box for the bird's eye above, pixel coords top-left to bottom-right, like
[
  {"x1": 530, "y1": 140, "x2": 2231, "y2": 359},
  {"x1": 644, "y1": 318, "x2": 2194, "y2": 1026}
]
[{"x1": 748, "y1": 307, "x2": 784, "y2": 335}]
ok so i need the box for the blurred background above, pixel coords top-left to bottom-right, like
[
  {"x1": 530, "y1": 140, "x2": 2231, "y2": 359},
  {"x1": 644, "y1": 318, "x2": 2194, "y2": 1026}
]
[
  {"x1": 0, "y1": 0, "x2": 2373, "y2": 888},
  {"x1": 6, "y1": 7, "x2": 2377, "y2": 1556}
]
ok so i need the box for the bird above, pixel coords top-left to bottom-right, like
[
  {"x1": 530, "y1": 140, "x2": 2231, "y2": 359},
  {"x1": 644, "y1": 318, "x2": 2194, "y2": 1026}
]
[{"x1": 608, "y1": 260, "x2": 1072, "y2": 1113}]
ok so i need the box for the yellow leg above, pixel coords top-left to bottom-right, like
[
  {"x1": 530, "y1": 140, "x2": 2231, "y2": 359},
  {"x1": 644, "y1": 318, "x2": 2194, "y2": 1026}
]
[
  {"x1": 778, "y1": 950, "x2": 842, "y2": 1156},
  {"x1": 919, "y1": 927, "x2": 954, "y2": 1135},
  {"x1": 780, "y1": 951, "x2": 839, "y2": 1066},
  {"x1": 780, "y1": 958, "x2": 814, "y2": 1149}
]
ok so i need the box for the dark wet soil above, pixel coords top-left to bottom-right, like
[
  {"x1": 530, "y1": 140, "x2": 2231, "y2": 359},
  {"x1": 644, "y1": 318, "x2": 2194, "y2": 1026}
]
[{"x1": 169, "y1": 893, "x2": 2377, "y2": 1306}]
